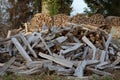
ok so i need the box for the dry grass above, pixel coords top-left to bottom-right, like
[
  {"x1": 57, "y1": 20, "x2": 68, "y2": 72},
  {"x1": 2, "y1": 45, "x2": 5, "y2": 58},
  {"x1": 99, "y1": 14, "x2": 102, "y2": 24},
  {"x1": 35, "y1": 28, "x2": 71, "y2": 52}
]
[{"x1": 1, "y1": 73, "x2": 68, "y2": 80}]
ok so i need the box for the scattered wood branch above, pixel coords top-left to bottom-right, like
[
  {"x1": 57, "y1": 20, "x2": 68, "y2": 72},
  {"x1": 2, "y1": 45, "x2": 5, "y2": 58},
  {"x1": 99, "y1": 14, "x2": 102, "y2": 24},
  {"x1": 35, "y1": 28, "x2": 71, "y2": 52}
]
[
  {"x1": 39, "y1": 52, "x2": 73, "y2": 68},
  {"x1": 0, "y1": 57, "x2": 16, "y2": 76},
  {"x1": 11, "y1": 38, "x2": 32, "y2": 62}
]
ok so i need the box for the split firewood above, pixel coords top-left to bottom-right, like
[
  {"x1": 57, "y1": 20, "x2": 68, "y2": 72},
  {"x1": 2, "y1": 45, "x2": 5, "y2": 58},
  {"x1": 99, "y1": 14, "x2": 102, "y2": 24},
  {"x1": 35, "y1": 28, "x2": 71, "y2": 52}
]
[
  {"x1": 15, "y1": 67, "x2": 44, "y2": 75},
  {"x1": 61, "y1": 43, "x2": 83, "y2": 55},
  {"x1": 112, "y1": 57, "x2": 120, "y2": 66},
  {"x1": 0, "y1": 57, "x2": 16, "y2": 76},
  {"x1": 38, "y1": 33, "x2": 53, "y2": 56},
  {"x1": 96, "y1": 61, "x2": 110, "y2": 69},
  {"x1": 19, "y1": 33, "x2": 37, "y2": 58},
  {"x1": 11, "y1": 38, "x2": 32, "y2": 62},
  {"x1": 26, "y1": 60, "x2": 52, "y2": 68},
  {"x1": 88, "y1": 14, "x2": 105, "y2": 27},
  {"x1": 87, "y1": 67, "x2": 112, "y2": 76},
  {"x1": 53, "y1": 14, "x2": 70, "y2": 27},
  {"x1": 74, "y1": 60, "x2": 86, "y2": 77},
  {"x1": 82, "y1": 36, "x2": 96, "y2": 60},
  {"x1": 71, "y1": 14, "x2": 89, "y2": 25},
  {"x1": 28, "y1": 13, "x2": 52, "y2": 32},
  {"x1": 39, "y1": 52, "x2": 73, "y2": 68}
]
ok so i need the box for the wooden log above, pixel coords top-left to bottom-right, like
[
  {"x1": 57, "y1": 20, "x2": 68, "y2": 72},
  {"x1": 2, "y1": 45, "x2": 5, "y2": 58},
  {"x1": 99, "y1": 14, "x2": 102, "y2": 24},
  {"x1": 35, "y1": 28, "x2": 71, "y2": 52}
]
[
  {"x1": 26, "y1": 60, "x2": 52, "y2": 68},
  {"x1": 74, "y1": 60, "x2": 86, "y2": 77},
  {"x1": 38, "y1": 33, "x2": 53, "y2": 56},
  {"x1": 6, "y1": 30, "x2": 11, "y2": 38},
  {"x1": 24, "y1": 23, "x2": 28, "y2": 33},
  {"x1": 11, "y1": 38, "x2": 32, "y2": 62},
  {"x1": 82, "y1": 36, "x2": 96, "y2": 60},
  {"x1": 0, "y1": 63, "x2": 4, "y2": 67},
  {"x1": 82, "y1": 47, "x2": 89, "y2": 59},
  {"x1": 96, "y1": 61, "x2": 110, "y2": 69},
  {"x1": 62, "y1": 43, "x2": 83, "y2": 55},
  {"x1": 19, "y1": 33, "x2": 37, "y2": 58},
  {"x1": 87, "y1": 67, "x2": 112, "y2": 76},
  {"x1": 105, "y1": 34, "x2": 112, "y2": 50},
  {"x1": 100, "y1": 50, "x2": 106, "y2": 62},
  {"x1": 72, "y1": 52, "x2": 83, "y2": 60},
  {"x1": 5, "y1": 30, "x2": 12, "y2": 55},
  {"x1": 109, "y1": 47, "x2": 115, "y2": 55},
  {"x1": 55, "y1": 36, "x2": 67, "y2": 43},
  {"x1": 86, "y1": 60, "x2": 99, "y2": 65},
  {"x1": 13, "y1": 61, "x2": 24, "y2": 67},
  {"x1": 15, "y1": 67, "x2": 43, "y2": 75},
  {"x1": 39, "y1": 52, "x2": 73, "y2": 68},
  {"x1": 112, "y1": 57, "x2": 120, "y2": 66},
  {"x1": 0, "y1": 57, "x2": 16, "y2": 76}
]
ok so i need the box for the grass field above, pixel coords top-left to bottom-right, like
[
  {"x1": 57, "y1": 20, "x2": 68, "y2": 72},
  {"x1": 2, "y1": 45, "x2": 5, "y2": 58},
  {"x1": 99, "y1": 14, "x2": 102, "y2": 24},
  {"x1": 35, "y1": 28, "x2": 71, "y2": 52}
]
[{"x1": 0, "y1": 73, "x2": 118, "y2": 80}]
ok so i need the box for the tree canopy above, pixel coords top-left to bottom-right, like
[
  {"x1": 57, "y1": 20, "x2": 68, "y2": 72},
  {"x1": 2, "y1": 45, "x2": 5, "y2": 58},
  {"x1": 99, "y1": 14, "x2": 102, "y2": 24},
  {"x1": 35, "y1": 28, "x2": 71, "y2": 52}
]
[
  {"x1": 46, "y1": 0, "x2": 72, "y2": 16},
  {"x1": 84, "y1": 0, "x2": 120, "y2": 16}
]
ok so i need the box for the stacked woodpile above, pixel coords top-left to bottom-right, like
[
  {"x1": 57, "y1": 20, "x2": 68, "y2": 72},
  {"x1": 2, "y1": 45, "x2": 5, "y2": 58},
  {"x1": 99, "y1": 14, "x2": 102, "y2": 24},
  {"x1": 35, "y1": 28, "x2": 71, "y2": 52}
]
[
  {"x1": 53, "y1": 14, "x2": 70, "y2": 27},
  {"x1": 28, "y1": 13, "x2": 120, "y2": 34},
  {"x1": 28, "y1": 13, "x2": 120, "y2": 36},
  {"x1": 0, "y1": 23, "x2": 120, "y2": 79},
  {"x1": 28, "y1": 13, "x2": 52, "y2": 32},
  {"x1": 106, "y1": 16, "x2": 120, "y2": 27},
  {"x1": 106, "y1": 16, "x2": 120, "y2": 39},
  {"x1": 70, "y1": 14, "x2": 112, "y2": 33},
  {"x1": 88, "y1": 14, "x2": 106, "y2": 27},
  {"x1": 70, "y1": 14, "x2": 89, "y2": 24},
  {"x1": 28, "y1": 13, "x2": 70, "y2": 32}
]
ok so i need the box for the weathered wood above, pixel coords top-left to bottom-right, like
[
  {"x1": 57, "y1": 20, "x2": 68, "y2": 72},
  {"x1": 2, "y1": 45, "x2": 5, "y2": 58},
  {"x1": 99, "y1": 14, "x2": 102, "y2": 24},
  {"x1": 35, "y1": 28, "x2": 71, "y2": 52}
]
[
  {"x1": 117, "y1": 52, "x2": 120, "y2": 57},
  {"x1": 109, "y1": 47, "x2": 115, "y2": 55},
  {"x1": 15, "y1": 67, "x2": 43, "y2": 75},
  {"x1": 82, "y1": 47, "x2": 89, "y2": 59},
  {"x1": 13, "y1": 61, "x2": 24, "y2": 67},
  {"x1": 100, "y1": 50, "x2": 106, "y2": 62},
  {"x1": 24, "y1": 23, "x2": 28, "y2": 33},
  {"x1": 112, "y1": 57, "x2": 120, "y2": 66},
  {"x1": 74, "y1": 60, "x2": 86, "y2": 77},
  {"x1": 11, "y1": 38, "x2": 32, "y2": 62},
  {"x1": 0, "y1": 63, "x2": 4, "y2": 67},
  {"x1": 26, "y1": 60, "x2": 52, "y2": 68},
  {"x1": 62, "y1": 43, "x2": 83, "y2": 55},
  {"x1": 82, "y1": 36, "x2": 96, "y2": 60},
  {"x1": 86, "y1": 60, "x2": 99, "y2": 65},
  {"x1": 105, "y1": 34, "x2": 112, "y2": 50},
  {"x1": 55, "y1": 36, "x2": 67, "y2": 43},
  {"x1": 73, "y1": 36, "x2": 81, "y2": 43},
  {"x1": 19, "y1": 33, "x2": 37, "y2": 58},
  {"x1": 72, "y1": 52, "x2": 83, "y2": 60},
  {"x1": 87, "y1": 67, "x2": 112, "y2": 76},
  {"x1": 0, "y1": 57, "x2": 16, "y2": 76},
  {"x1": 6, "y1": 30, "x2": 11, "y2": 38},
  {"x1": 38, "y1": 33, "x2": 53, "y2": 55},
  {"x1": 96, "y1": 61, "x2": 110, "y2": 69},
  {"x1": 39, "y1": 52, "x2": 73, "y2": 68}
]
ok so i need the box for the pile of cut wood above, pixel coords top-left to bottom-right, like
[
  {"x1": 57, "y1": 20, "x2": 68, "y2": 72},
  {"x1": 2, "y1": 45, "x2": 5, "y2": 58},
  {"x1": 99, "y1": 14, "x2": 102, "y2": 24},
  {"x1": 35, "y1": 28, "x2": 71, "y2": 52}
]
[{"x1": 0, "y1": 22, "x2": 120, "y2": 79}]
